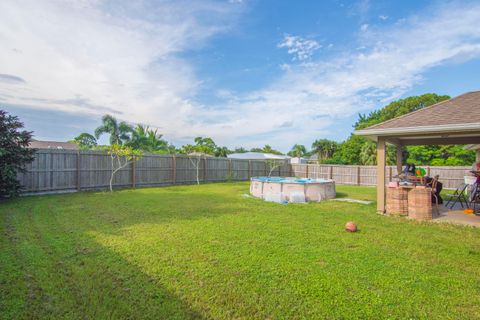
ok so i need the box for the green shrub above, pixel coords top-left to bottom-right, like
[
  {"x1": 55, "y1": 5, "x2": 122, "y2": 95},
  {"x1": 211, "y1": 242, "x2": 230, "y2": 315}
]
[{"x1": 0, "y1": 110, "x2": 35, "y2": 198}]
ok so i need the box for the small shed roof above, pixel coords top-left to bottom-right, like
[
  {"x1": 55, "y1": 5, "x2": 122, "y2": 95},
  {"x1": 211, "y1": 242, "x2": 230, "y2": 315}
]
[{"x1": 355, "y1": 91, "x2": 480, "y2": 146}]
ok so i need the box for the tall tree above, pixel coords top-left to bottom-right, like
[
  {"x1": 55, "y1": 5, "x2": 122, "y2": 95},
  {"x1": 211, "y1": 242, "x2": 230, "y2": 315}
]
[
  {"x1": 287, "y1": 144, "x2": 307, "y2": 157},
  {"x1": 72, "y1": 133, "x2": 97, "y2": 150},
  {"x1": 193, "y1": 137, "x2": 217, "y2": 155},
  {"x1": 94, "y1": 114, "x2": 133, "y2": 145},
  {"x1": 359, "y1": 141, "x2": 377, "y2": 165},
  {"x1": 179, "y1": 144, "x2": 196, "y2": 155},
  {"x1": 354, "y1": 93, "x2": 451, "y2": 130},
  {"x1": 215, "y1": 146, "x2": 231, "y2": 158},
  {"x1": 127, "y1": 124, "x2": 168, "y2": 152},
  {"x1": 332, "y1": 93, "x2": 474, "y2": 166},
  {"x1": 233, "y1": 147, "x2": 247, "y2": 153},
  {"x1": 127, "y1": 124, "x2": 148, "y2": 150},
  {"x1": 250, "y1": 145, "x2": 284, "y2": 155},
  {"x1": 311, "y1": 139, "x2": 338, "y2": 161},
  {"x1": 0, "y1": 110, "x2": 35, "y2": 197}
]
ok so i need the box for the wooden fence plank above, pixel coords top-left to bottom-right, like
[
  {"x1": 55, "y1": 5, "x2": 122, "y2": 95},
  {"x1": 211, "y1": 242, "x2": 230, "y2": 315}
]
[
  {"x1": 76, "y1": 151, "x2": 81, "y2": 191},
  {"x1": 172, "y1": 155, "x2": 176, "y2": 184}
]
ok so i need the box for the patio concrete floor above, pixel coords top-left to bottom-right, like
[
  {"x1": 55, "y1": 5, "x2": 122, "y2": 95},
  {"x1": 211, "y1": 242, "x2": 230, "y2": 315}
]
[{"x1": 433, "y1": 203, "x2": 480, "y2": 227}]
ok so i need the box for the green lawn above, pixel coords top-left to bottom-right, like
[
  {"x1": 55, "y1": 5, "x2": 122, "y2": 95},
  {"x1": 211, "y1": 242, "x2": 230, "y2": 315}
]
[{"x1": 1, "y1": 182, "x2": 480, "y2": 319}]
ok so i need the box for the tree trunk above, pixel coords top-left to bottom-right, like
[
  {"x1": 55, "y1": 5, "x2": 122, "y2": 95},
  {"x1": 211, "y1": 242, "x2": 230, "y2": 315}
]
[
  {"x1": 109, "y1": 173, "x2": 114, "y2": 192},
  {"x1": 109, "y1": 156, "x2": 131, "y2": 192},
  {"x1": 110, "y1": 155, "x2": 115, "y2": 192}
]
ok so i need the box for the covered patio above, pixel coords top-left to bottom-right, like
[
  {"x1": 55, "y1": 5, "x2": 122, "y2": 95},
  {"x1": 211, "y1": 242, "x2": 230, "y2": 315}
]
[{"x1": 355, "y1": 91, "x2": 480, "y2": 225}]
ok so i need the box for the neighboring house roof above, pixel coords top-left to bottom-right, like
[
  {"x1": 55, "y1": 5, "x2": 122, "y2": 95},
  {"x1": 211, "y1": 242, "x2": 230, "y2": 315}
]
[
  {"x1": 308, "y1": 154, "x2": 319, "y2": 161},
  {"x1": 187, "y1": 152, "x2": 214, "y2": 157},
  {"x1": 355, "y1": 91, "x2": 480, "y2": 137},
  {"x1": 227, "y1": 152, "x2": 290, "y2": 160},
  {"x1": 28, "y1": 140, "x2": 79, "y2": 150}
]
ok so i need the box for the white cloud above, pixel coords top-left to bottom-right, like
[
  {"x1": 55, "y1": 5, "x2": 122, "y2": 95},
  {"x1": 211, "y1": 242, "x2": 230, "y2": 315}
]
[
  {"x1": 0, "y1": 0, "x2": 238, "y2": 137},
  {"x1": 379, "y1": 15, "x2": 388, "y2": 21},
  {"x1": 1, "y1": 1, "x2": 480, "y2": 151},
  {"x1": 201, "y1": 2, "x2": 480, "y2": 149},
  {"x1": 278, "y1": 34, "x2": 321, "y2": 61},
  {"x1": 360, "y1": 23, "x2": 369, "y2": 32}
]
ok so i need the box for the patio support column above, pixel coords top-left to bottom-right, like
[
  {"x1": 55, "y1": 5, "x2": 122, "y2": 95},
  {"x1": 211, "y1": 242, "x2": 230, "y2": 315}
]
[
  {"x1": 396, "y1": 145, "x2": 403, "y2": 175},
  {"x1": 377, "y1": 137, "x2": 386, "y2": 214},
  {"x1": 476, "y1": 150, "x2": 480, "y2": 162}
]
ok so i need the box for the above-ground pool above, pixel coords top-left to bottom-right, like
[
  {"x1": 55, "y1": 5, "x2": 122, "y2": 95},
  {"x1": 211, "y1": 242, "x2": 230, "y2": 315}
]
[{"x1": 250, "y1": 177, "x2": 336, "y2": 202}]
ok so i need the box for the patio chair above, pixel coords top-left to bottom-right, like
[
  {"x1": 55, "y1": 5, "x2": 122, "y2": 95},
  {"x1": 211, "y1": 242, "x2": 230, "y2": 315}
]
[{"x1": 444, "y1": 183, "x2": 469, "y2": 209}]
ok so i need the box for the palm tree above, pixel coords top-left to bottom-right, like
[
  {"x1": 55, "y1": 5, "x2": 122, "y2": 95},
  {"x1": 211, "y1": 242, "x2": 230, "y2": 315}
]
[
  {"x1": 128, "y1": 125, "x2": 148, "y2": 150},
  {"x1": 127, "y1": 124, "x2": 169, "y2": 152},
  {"x1": 360, "y1": 141, "x2": 377, "y2": 165},
  {"x1": 94, "y1": 115, "x2": 133, "y2": 145},
  {"x1": 312, "y1": 139, "x2": 337, "y2": 161},
  {"x1": 215, "y1": 146, "x2": 231, "y2": 157},
  {"x1": 288, "y1": 144, "x2": 307, "y2": 158},
  {"x1": 146, "y1": 128, "x2": 168, "y2": 151}
]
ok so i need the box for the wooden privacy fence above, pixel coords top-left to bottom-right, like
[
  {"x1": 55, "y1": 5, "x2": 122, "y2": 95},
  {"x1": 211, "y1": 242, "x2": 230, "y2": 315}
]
[
  {"x1": 18, "y1": 149, "x2": 471, "y2": 194},
  {"x1": 17, "y1": 149, "x2": 291, "y2": 194},
  {"x1": 290, "y1": 164, "x2": 471, "y2": 189}
]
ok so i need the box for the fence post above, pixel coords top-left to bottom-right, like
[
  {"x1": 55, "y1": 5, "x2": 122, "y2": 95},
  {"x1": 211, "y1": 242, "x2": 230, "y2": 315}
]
[
  {"x1": 427, "y1": 166, "x2": 431, "y2": 177},
  {"x1": 131, "y1": 157, "x2": 136, "y2": 188},
  {"x1": 306, "y1": 164, "x2": 309, "y2": 178},
  {"x1": 389, "y1": 166, "x2": 392, "y2": 182},
  {"x1": 329, "y1": 166, "x2": 333, "y2": 180},
  {"x1": 228, "y1": 159, "x2": 232, "y2": 178},
  {"x1": 357, "y1": 166, "x2": 361, "y2": 185},
  {"x1": 264, "y1": 161, "x2": 267, "y2": 176},
  {"x1": 248, "y1": 160, "x2": 252, "y2": 179},
  {"x1": 203, "y1": 157, "x2": 207, "y2": 182},
  {"x1": 76, "y1": 151, "x2": 81, "y2": 191},
  {"x1": 172, "y1": 155, "x2": 176, "y2": 184}
]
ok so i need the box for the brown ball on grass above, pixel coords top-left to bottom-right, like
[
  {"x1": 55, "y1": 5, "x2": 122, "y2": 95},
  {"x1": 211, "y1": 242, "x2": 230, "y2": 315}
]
[{"x1": 345, "y1": 222, "x2": 357, "y2": 232}]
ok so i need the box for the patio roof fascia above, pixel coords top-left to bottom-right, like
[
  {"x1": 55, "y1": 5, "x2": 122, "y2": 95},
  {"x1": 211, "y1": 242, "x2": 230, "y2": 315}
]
[{"x1": 354, "y1": 122, "x2": 480, "y2": 137}]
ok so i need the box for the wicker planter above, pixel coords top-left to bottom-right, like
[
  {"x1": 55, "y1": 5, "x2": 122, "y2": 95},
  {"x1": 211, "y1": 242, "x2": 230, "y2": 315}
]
[
  {"x1": 408, "y1": 188, "x2": 432, "y2": 220},
  {"x1": 386, "y1": 187, "x2": 409, "y2": 216}
]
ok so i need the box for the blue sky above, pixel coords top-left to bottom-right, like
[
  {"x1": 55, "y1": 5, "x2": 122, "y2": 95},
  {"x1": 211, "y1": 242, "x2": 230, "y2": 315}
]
[{"x1": 1, "y1": 0, "x2": 480, "y2": 152}]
